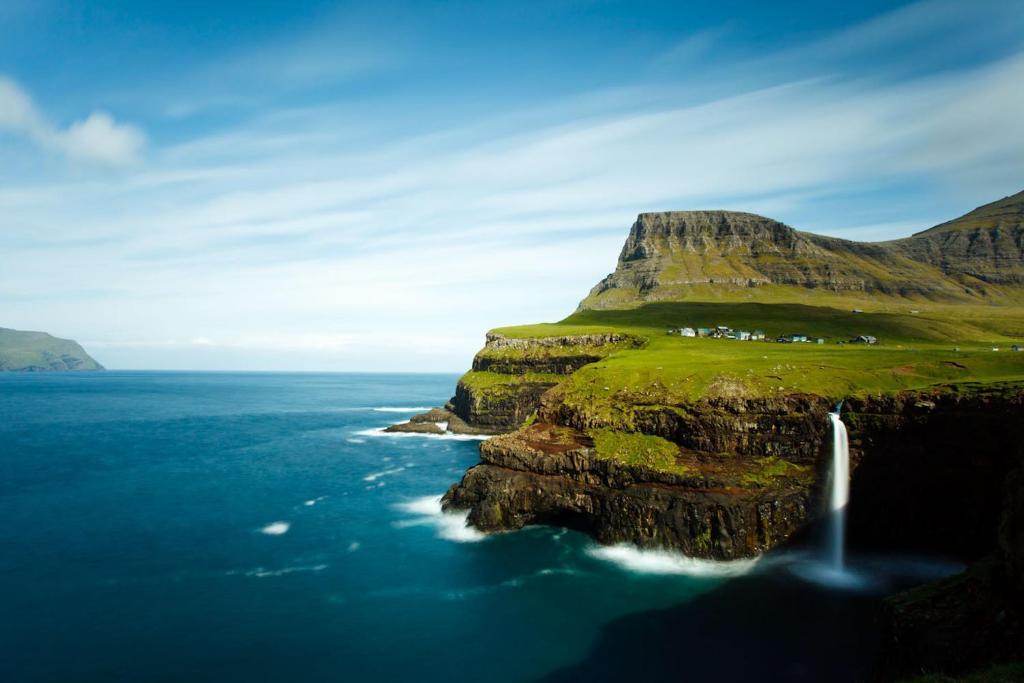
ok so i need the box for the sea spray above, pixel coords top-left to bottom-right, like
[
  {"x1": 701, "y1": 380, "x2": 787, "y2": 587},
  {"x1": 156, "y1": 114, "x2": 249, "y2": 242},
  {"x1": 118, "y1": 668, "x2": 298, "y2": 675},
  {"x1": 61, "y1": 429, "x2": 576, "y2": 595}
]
[
  {"x1": 828, "y1": 410, "x2": 850, "y2": 570},
  {"x1": 587, "y1": 544, "x2": 760, "y2": 577},
  {"x1": 393, "y1": 495, "x2": 486, "y2": 542}
]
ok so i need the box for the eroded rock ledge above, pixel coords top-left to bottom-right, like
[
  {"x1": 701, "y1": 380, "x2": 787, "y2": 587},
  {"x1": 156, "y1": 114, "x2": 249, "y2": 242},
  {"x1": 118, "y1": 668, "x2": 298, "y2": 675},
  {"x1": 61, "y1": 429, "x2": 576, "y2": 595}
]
[
  {"x1": 443, "y1": 423, "x2": 811, "y2": 559},
  {"x1": 448, "y1": 332, "x2": 646, "y2": 433}
]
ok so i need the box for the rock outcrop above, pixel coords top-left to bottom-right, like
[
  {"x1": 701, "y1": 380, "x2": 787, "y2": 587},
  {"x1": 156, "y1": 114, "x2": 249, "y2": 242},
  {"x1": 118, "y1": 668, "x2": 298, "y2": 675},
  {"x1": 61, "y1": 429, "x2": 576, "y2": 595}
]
[
  {"x1": 448, "y1": 332, "x2": 644, "y2": 433},
  {"x1": 580, "y1": 191, "x2": 1024, "y2": 309},
  {"x1": 443, "y1": 422, "x2": 813, "y2": 559}
]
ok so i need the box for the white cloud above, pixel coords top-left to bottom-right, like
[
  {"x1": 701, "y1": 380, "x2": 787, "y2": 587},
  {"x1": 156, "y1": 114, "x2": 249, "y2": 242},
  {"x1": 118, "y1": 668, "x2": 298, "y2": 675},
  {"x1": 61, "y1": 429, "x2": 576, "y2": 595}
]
[{"x1": 0, "y1": 75, "x2": 145, "y2": 165}]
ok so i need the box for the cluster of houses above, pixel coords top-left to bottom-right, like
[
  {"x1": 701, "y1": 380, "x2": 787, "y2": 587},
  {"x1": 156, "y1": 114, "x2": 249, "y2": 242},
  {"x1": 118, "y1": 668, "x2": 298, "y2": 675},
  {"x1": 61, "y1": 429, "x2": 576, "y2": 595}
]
[
  {"x1": 669, "y1": 325, "x2": 766, "y2": 341},
  {"x1": 668, "y1": 326, "x2": 879, "y2": 345}
]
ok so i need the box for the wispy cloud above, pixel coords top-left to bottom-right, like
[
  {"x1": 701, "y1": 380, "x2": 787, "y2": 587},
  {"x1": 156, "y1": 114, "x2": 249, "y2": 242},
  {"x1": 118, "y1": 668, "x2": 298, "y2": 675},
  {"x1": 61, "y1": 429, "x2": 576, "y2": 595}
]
[{"x1": 0, "y1": 76, "x2": 145, "y2": 165}]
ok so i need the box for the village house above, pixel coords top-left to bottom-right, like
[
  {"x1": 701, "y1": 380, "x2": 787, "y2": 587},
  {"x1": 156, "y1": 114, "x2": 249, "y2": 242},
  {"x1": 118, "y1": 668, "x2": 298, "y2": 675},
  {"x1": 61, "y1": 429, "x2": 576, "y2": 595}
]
[
  {"x1": 852, "y1": 335, "x2": 878, "y2": 344},
  {"x1": 679, "y1": 327, "x2": 696, "y2": 337}
]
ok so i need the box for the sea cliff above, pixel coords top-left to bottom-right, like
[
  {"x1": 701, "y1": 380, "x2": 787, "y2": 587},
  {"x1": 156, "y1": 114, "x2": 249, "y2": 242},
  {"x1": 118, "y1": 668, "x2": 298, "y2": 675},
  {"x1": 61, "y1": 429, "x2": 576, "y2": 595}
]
[{"x1": 392, "y1": 191, "x2": 1024, "y2": 679}]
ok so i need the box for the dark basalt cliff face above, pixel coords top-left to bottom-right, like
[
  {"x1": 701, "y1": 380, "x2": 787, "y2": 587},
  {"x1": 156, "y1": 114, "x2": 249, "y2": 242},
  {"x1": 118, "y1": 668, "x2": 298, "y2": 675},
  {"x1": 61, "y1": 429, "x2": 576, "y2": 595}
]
[
  {"x1": 445, "y1": 422, "x2": 813, "y2": 559},
  {"x1": 451, "y1": 380, "x2": 554, "y2": 432},
  {"x1": 444, "y1": 386, "x2": 1024, "y2": 563},
  {"x1": 582, "y1": 191, "x2": 1024, "y2": 308}
]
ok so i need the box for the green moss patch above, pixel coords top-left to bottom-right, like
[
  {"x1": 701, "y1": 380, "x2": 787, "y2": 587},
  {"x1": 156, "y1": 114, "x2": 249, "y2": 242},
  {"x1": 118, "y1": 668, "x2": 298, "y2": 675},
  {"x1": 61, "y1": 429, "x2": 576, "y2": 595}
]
[{"x1": 588, "y1": 428, "x2": 689, "y2": 475}]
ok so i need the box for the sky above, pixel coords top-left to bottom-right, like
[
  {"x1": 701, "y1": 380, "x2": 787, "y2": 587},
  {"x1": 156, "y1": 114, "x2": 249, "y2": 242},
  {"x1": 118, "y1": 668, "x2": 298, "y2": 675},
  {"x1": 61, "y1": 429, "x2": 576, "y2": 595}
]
[{"x1": 1, "y1": 0, "x2": 1023, "y2": 371}]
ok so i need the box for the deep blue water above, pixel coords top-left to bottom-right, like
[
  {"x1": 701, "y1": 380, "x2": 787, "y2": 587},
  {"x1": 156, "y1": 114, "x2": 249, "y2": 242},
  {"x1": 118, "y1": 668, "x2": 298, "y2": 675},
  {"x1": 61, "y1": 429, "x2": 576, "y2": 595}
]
[{"x1": 0, "y1": 372, "x2": 950, "y2": 682}]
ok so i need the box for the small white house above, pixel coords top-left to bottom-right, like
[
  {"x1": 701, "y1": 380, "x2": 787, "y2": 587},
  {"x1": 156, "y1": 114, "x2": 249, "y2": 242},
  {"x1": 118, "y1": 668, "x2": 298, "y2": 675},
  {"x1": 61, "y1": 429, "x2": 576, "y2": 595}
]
[
  {"x1": 737, "y1": 330, "x2": 751, "y2": 341},
  {"x1": 680, "y1": 327, "x2": 696, "y2": 337}
]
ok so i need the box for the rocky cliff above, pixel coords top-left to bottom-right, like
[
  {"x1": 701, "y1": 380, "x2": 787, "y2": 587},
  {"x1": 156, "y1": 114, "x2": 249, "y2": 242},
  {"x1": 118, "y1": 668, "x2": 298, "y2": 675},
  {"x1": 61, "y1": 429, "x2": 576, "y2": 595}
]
[
  {"x1": 447, "y1": 332, "x2": 643, "y2": 433},
  {"x1": 580, "y1": 191, "x2": 1024, "y2": 309},
  {"x1": 443, "y1": 385, "x2": 1024, "y2": 561}
]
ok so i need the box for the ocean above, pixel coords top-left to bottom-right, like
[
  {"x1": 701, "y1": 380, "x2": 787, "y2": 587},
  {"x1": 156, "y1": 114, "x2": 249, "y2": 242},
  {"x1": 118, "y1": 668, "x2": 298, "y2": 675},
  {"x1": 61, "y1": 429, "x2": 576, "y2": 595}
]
[{"x1": 0, "y1": 372, "x2": 952, "y2": 682}]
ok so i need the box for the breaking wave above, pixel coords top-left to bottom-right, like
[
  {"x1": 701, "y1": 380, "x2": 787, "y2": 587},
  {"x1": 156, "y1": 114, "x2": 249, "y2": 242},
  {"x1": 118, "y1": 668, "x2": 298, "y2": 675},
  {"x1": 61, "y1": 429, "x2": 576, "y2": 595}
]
[
  {"x1": 259, "y1": 521, "x2": 291, "y2": 536},
  {"x1": 371, "y1": 407, "x2": 433, "y2": 413},
  {"x1": 354, "y1": 427, "x2": 490, "y2": 441},
  {"x1": 363, "y1": 467, "x2": 405, "y2": 482},
  {"x1": 587, "y1": 544, "x2": 760, "y2": 577},
  {"x1": 238, "y1": 564, "x2": 328, "y2": 578},
  {"x1": 392, "y1": 495, "x2": 485, "y2": 543}
]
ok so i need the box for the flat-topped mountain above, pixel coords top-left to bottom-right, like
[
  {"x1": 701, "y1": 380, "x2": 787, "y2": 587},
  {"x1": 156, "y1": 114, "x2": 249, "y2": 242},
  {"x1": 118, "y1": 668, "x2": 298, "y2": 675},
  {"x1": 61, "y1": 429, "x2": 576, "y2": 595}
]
[
  {"x1": 0, "y1": 328, "x2": 104, "y2": 372},
  {"x1": 581, "y1": 190, "x2": 1024, "y2": 309}
]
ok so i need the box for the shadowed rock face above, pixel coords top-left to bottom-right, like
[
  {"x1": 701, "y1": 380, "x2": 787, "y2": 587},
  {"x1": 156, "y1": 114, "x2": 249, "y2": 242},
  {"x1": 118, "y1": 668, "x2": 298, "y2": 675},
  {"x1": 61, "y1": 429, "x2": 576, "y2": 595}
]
[
  {"x1": 443, "y1": 423, "x2": 813, "y2": 559},
  {"x1": 581, "y1": 192, "x2": 1024, "y2": 308},
  {"x1": 450, "y1": 333, "x2": 644, "y2": 432},
  {"x1": 443, "y1": 387, "x2": 1024, "y2": 564}
]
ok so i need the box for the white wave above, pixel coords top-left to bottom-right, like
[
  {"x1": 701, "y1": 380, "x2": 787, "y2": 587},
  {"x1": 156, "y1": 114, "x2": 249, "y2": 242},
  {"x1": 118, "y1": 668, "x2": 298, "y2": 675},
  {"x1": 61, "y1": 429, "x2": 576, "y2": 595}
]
[
  {"x1": 243, "y1": 564, "x2": 328, "y2": 578},
  {"x1": 393, "y1": 495, "x2": 486, "y2": 543},
  {"x1": 259, "y1": 521, "x2": 291, "y2": 536},
  {"x1": 346, "y1": 438, "x2": 367, "y2": 444},
  {"x1": 303, "y1": 496, "x2": 327, "y2": 507},
  {"x1": 537, "y1": 567, "x2": 579, "y2": 577},
  {"x1": 363, "y1": 467, "x2": 405, "y2": 482},
  {"x1": 353, "y1": 426, "x2": 490, "y2": 441},
  {"x1": 588, "y1": 544, "x2": 760, "y2": 577},
  {"x1": 347, "y1": 541, "x2": 361, "y2": 552},
  {"x1": 371, "y1": 406, "x2": 434, "y2": 413}
]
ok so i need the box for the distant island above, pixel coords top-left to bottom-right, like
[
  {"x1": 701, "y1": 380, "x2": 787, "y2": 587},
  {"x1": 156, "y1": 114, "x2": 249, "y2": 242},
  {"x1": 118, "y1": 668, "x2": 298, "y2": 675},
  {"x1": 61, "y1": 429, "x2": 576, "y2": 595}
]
[{"x1": 0, "y1": 328, "x2": 104, "y2": 372}]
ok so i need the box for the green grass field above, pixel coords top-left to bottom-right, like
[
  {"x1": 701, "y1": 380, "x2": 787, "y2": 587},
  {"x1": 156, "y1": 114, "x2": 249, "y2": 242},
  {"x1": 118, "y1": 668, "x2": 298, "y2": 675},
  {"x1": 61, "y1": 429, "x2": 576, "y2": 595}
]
[{"x1": 486, "y1": 301, "x2": 1024, "y2": 406}]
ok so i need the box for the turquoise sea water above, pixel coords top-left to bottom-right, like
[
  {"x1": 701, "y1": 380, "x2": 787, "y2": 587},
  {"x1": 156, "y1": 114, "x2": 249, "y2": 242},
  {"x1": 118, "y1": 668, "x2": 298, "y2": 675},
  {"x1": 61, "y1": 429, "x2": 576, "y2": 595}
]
[{"x1": 1, "y1": 372, "x2": 944, "y2": 682}]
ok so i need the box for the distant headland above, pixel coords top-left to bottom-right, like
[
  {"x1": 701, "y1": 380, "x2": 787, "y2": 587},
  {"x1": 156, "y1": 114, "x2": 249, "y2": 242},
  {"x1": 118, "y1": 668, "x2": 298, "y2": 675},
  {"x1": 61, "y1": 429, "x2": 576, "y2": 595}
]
[{"x1": 0, "y1": 328, "x2": 104, "y2": 372}]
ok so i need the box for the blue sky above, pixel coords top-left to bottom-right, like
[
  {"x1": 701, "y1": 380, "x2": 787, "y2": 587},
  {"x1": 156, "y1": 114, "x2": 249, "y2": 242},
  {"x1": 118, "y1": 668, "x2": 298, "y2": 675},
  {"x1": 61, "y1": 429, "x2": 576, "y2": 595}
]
[{"x1": 2, "y1": 0, "x2": 1023, "y2": 371}]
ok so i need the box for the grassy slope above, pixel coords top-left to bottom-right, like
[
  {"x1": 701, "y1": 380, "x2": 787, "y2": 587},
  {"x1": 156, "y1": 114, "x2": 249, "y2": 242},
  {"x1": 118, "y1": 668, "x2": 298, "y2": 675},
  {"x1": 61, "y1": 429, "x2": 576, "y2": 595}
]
[
  {"x1": 489, "y1": 301, "x2": 1024, "y2": 405},
  {"x1": 0, "y1": 328, "x2": 103, "y2": 371}
]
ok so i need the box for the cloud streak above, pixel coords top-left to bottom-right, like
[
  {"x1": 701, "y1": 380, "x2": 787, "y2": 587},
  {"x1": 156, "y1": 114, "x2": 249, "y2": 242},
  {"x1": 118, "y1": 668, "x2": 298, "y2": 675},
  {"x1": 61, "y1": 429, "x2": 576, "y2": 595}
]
[{"x1": 0, "y1": 76, "x2": 145, "y2": 165}]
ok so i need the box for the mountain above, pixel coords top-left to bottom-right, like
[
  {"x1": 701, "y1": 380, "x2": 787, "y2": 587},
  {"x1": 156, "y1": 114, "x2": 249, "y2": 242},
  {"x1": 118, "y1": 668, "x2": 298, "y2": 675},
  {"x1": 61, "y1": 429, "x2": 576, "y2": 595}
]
[
  {"x1": 0, "y1": 328, "x2": 104, "y2": 371},
  {"x1": 579, "y1": 190, "x2": 1024, "y2": 309}
]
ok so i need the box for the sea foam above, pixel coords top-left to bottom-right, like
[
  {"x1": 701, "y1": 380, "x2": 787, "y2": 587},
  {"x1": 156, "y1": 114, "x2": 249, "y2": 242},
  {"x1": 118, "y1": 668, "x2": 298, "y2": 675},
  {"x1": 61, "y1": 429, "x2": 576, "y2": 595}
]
[
  {"x1": 393, "y1": 495, "x2": 485, "y2": 543},
  {"x1": 354, "y1": 426, "x2": 490, "y2": 441},
  {"x1": 259, "y1": 521, "x2": 291, "y2": 536},
  {"x1": 363, "y1": 467, "x2": 405, "y2": 482},
  {"x1": 587, "y1": 544, "x2": 760, "y2": 577},
  {"x1": 243, "y1": 564, "x2": 327, "y2": 578},
  {"x1": 371, "y1": 406, "x2": 434, "y2": 413}
]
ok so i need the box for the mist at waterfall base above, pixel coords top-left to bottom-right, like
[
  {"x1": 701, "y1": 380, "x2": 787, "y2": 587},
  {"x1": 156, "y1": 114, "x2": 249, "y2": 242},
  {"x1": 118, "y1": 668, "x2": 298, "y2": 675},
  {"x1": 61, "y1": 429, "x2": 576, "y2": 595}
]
[{"x1": 1, "y1": 373, "x2": 962, "y2": 682}]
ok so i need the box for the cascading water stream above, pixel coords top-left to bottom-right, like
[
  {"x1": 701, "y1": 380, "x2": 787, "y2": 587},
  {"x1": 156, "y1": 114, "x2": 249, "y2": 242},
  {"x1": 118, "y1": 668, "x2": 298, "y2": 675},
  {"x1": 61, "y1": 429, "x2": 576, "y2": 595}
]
[{"x1": 828, "y1": 409, "x2": 850, "y2": 571}]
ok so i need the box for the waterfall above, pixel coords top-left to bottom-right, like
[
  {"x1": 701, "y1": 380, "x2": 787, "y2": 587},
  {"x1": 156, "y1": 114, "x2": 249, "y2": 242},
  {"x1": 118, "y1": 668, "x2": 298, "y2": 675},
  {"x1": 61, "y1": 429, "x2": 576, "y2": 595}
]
[{"x1": 827, "y1": 410, "x2": 850, "y2": 570}]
